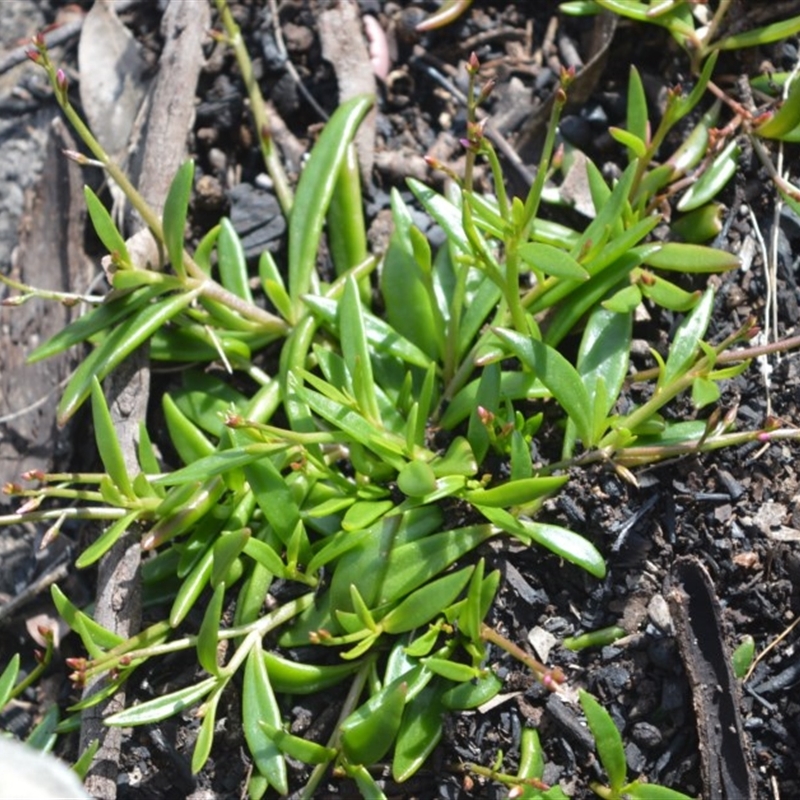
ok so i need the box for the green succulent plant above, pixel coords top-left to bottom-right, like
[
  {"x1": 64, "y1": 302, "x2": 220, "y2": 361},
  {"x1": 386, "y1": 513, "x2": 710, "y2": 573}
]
[{"x1": 2, "y1": 2, "x2": 800, "y2": 798}]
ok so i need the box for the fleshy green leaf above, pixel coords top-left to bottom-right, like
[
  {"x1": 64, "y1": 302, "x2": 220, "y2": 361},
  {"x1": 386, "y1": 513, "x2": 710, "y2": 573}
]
[
  {"x1": 218, "y1": 217, "x2": 253, "y2": 302},
  {"x1": 302, "y1": 294, "x2": 434, "y2": 369},
  {"x1": 579, "y1": 689, "x2": 626, "y2": 793},
  {"x1": 163, "y1": 393, "x2": 216, "y2": 465},
  {"x1": 479, "y1": 507, "x2": 606, "y2": 578},
  {"x1": 76, "y1": 511, "x2": 140, "y2": 569},
  {"x1": 464, "y1": 476, "x2": 569, "y2": 507},
  {"x1": 288, "y1": 94, "x2": 373, "y2": 315},
  {"x1": 0, "y1": 654, "x2": 20, "y2": 708},
  {"x1": 340, "y1": 677, "x2": 408, "y2": 765},
  {"x1": 494, "y1": 328, "x2": 594, "y2": 446},
  {"x1": 90, "y1": 377, "x2": 134, "y2": 497},
  {"x1": 84, "y1": 186, "x2": 130, "y2": 266},
  {"x1": 29, "y1": 286, "x2": 165, "y2": 364},
  {"x1": 191, "y1": 692, "x2": 219, "y2": 774},
  {"x1": 639, "y1": 271, "x2": 701, "y2": 311},
  {"x1": 677, "y1": 140, "x2": 740, "y2": 212},
  {"x1": 259, "y1": 722, "x2": 337, "y2": 764},
  {"x1": 392, "y1": 683, "x2": 444, "y2": 782},
  {"x1": 626, "y1": 64, "x2": 648, "y2": 155},
  {"x1": 397, "y1": 460, "x2": 438, "y2": 498},
  {"x1": 626, "y1": 783, "x2": 697, "y2": 800},
  {"x1": 643, "y1": 242, "x2": 739, "y2": 273},
  {"x1": 440, "y1": 670, "x2": 503, "y2": 710},
  {"x1": 713, "y1": 15, "x2": 800, "y2": 51},
  {"x1": 662, "y1": 288, "x2": 714, "y2": 387},
  {"x1": 57, "y1": 289, "x2": 199, "y2": 424},
  {"x1": 609, "y1": 127, "x2": 647, "y2": 159},
  {"x1": 340, "y1": 275, "x2": 381, "y2": 423},
  {"x1": 691, "y1": 376, "x2": 720, "y2": 409},
  {"x1": 106, "y1": 677, "x2": 217, "y2": 726},
  {"x1": 51, "y1": 585, "x2": 124, "y2": 651},
  {"x1": 732, "y1": 635, "x2": 755, "y2": 680},
  {"x1": 381, "y1": 566, "x2": 473, "y2": 634},
  {"x1": 243, "y1": 645, "x2": 287, "y2": 793},
  {"x1": 517, "y1": 242, "x2": 589, "y2": 280},
  {"x1": 162, "y1": 160, "x2": 194, "y2": 278}
]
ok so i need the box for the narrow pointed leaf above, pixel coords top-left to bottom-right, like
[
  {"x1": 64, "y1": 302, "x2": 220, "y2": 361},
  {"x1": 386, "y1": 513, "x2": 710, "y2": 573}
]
[
  {"x1": 51, "y1": 585, "x2": 124, "y2": 650},
  {"x1": 677, "y1": 140, "x2": 739, "y2": 212},
  {"x1": 27, "y1": 286, "x2": 166, "y2": 363},
  {"x1": 714, "y1": 15, "x2": 800, "y2": 51},
  {"x1": 191, "y1": 692, "x2": 219, "y2": 773},
  {"x1": 392, "y1": 684, "x2": 444, "y2": 782},
  {"x1": 662, "y1": 288, "x2": 714, "y2": 386},
  {"x1": 289, "y1": 94, "x2": 373, "y2": 311},
  {"x1": 58, "y1": 289, "x2": 199, "y2": 425},
  {"x1": 643, "y1": 242, "x2": 739, "y2": 273},
  {"x1": 579, "y1": 690, "x2": 627, "y2": 793},
  {"x1": 218, "y1": 217, "x2": 253, "y2": 302},
  {"x1": 340, "y1": 275, "x2": 380, "y2": 422},
  {"x1": 162, "y1": 160, "x2": 194, "y2": 278},
  {"x1": 84, "y1": 186, "x2": 130, "y2": 266},
  {"x1": 0, "y1": 654, "x2": 20, "y2": 708},
  {"x1": 494, "y1": 328, "x2": 594, "y2": 446},
  {"x1": 197, "y1": 583, "x2": 225, "y2": 676},
  {"x1": 76, "y1": 511, "x2": 140, "y2": 568},
  {"x1": 90, "y1": 377, "x2": 134, "y2": 497},
  {"x1": 106, "y1": 678, "x2": 217, "y2": 726},
  {"x1": 465, "y1": 476, "x2": 569, "y2": 507},
  {"x1": 518, "y1": 242, "x2": 589, "y2": 280},
  {"x1": 243, "y1": 646, "x2": 287, "y2": 792}
]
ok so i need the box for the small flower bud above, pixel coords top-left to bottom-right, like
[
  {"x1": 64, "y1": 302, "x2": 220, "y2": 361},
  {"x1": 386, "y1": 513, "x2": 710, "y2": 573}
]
[
  {"x1": 424, "y1": 155, "x2": 459, "y2": 182},
  {"x1": 476, "y1": 78, "x2": 496, "y2": 106},
  {"x1": 22, "y1": 469, "x2": 45, "y2": 482},
  {"x1": 34, "y1": 649, "x2": 45, "y2": 664},
  {"x1": 25, "y1": 48, "x2": 42, "y2": 64},
  {"x1": 37, "y1": 625, "x2": 54, "y2": 642},
  {"x1": 477, "y1": 406, "x2": 494, "y2": 426},
  {"x1": 2, "y1": 482, "x2": 22, "y2": 495},
  {"x1": 722, "y1": 405, "x2": 738, "y2": 428},
  {"x1": 466, "y1": 118, "x2": 486, "y2": 143},
  {"x1": 69, "y1": 671, "x2": 86, "y2": 688},
  {"x1": 40, "y1": 523, "x2": 60, "y2": 549},
  {"x1": 32, "y1": 32, "x2": 46, "y2": 50},
  {"x1": 16, "y1": 496, "x2": 43, "y2": 514},
  {"x1": 54, "y1": 68, "x2": 68, "y2": 104},
  {"x1": 467, "y1": 51, "x2": 480, "y2": 75}
]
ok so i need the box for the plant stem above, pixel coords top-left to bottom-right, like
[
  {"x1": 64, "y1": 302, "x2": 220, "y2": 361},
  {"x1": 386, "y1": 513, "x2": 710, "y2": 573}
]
[
  {"x1": 480, "y1": 623, "x2": 565, "y2": 687},
  {"x1": 215, "y1": 0, "x2": 293, "y2": 216}
]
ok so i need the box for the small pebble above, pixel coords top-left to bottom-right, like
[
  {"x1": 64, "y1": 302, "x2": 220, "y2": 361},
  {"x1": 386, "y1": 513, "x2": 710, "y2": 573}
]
[
  {"x1": 647, "y1": 593, "x2": 673, "y2": 633},
  {"x1": 631, "y1": 721, "x2": 663, "y2": 749}
]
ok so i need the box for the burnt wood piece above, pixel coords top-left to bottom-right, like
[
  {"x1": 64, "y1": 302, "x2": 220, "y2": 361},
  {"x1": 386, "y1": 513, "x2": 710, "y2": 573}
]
[
  {"x1": 0, "y1": 116, "x2": 90, "y2": 485},
  {"x1": 666, "y1": 557, "x2": 756, "y2": 800}
]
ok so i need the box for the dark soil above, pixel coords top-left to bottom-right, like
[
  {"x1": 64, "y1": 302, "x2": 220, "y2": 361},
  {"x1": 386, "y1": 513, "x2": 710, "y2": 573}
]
[{"x1": 2, "y1": 1, "x2": 800, "y2": 799}]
